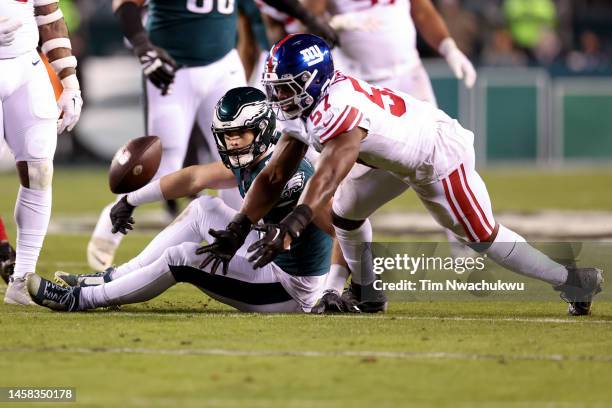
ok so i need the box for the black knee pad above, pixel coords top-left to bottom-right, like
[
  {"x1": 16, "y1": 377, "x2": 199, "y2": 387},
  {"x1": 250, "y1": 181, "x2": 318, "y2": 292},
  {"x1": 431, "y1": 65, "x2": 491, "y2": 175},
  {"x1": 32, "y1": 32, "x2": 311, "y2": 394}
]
[{"x1": 332, "y1": 210, "x2": 365, "y2": 231}]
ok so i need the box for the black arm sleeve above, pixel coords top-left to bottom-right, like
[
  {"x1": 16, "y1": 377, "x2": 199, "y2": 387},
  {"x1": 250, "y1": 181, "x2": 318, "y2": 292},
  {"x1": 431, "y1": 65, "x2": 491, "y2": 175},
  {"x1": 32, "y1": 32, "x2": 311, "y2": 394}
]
[{"x1": 114, "y1": 1, "x2": 147, "y2": 42}]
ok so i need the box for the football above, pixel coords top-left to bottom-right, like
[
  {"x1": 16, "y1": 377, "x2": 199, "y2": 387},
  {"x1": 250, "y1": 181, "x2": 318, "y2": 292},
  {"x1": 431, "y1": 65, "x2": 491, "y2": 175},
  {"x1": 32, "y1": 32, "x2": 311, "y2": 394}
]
[{"x1": 108, "y1": 136, "x2": 162, "y2": 194}]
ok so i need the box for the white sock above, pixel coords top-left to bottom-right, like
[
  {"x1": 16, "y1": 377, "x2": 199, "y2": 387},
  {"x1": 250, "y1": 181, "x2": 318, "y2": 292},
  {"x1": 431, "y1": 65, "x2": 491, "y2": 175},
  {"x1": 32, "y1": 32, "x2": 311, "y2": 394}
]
[
  {"x1": 80, "y1": 242, "x2": 201, "y2": 309},
  {"x1": 485, "y1": 225, "x2": 568, "y2": 286},
  {"x1": 91, "y1": 200, "x2": 125, "y2": 248},
  {"x1": 13, "y1": 186, "x2": 52, "y2": 278},
  {"x1": 334, "y1": 219, "x2": 374, "y2": 286},
  {"x1": 325, "y1": 264, "x2": 350, "y2": 293},
  {"x1": 111, "y1": 202, "x2": 203, "y2": 280}
]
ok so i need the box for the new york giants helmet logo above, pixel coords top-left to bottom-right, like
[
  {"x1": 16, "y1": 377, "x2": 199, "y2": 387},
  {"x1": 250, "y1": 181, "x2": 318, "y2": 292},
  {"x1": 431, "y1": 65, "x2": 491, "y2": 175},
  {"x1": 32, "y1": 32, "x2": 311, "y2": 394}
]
[{"x1": 300, "y1": 45, "x2": 325, "y2": 67}]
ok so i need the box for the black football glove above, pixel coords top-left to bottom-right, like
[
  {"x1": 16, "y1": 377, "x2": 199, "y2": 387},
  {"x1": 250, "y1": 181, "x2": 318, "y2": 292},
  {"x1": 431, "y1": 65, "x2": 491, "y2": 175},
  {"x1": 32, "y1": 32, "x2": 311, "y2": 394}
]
[
  {"x1": 131, "y1": 33, "x2": 179, "y2": 95},
  {"x1": 247, "y1": 223, "x2": 291, "y2": 269},
  {"x1": 110, "y1": 196, "x2": 136, "y2": 235},
  {"x1": 195, "y1": 213, "x2": 253, "y2": 275},
  {"x1": 247, "y1": 205, "x2": 313, "y2": 269}
]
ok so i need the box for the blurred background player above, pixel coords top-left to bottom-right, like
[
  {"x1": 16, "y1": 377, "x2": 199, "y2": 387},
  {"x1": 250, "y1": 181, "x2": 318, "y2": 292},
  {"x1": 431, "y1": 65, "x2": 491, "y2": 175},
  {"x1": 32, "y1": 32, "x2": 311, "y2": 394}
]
[
  {"x1": 305, "y1": 0, "x2": 476, "y2": 103},
  {"x1": 0, "y1": 216, "x2": 16, "y2": 285},
  {"x1": 32, "y1": 87, "x2": 335, "y2": 313},
  {"x1": 0, "y1": 0, "x2": 82, "y2": 305},
  {"x1": 87, "y1": 0, "x2": 338, "y2": 272}
]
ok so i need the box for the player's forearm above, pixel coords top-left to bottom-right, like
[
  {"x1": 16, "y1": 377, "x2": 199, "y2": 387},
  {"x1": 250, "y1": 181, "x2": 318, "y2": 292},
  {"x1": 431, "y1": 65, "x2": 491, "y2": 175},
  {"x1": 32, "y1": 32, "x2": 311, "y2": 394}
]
[
  {"x1": 298, "y1": 130, "x2": 361, "y2": 214},
  {"x1": 410, "y1": 0, "x2": 450, "y2": 51},
  {"x1": 241, "y1": 166, "x2": 292, "y2": 223},
  {"x1": 35, "y1": 2, "x2": 76, "y2": 81},
  {"x1": 261, "y1": 0, "x2": 313, "y2": 23},
  {"x1": 113, "y1": 0, "x2": 148, "y2": 46},
  {"x1": 160, "y1": 164, "x2": 236, "y2": 200},
  {"x1": 241, "y1": 136, "x2": 308, "y2": 223},
  {"x1": 303, "y1": 0, "x2": 328, "y2": 17},
  {"x1": 312, "y1": 199, "x2": 335, "y2": 237}
]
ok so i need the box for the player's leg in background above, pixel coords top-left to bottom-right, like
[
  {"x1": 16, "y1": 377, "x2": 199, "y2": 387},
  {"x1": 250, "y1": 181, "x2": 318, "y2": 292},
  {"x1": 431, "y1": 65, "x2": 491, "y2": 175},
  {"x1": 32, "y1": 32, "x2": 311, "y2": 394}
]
[
  {"x1": 195, "y1": 49, "x2": 247, "y2": 211},
  {"x1": 87, "y1": 69, "x2": 199, "y2": 271},
  {"x1": 332, "y1": 166, "x2": 409, "y2": 310},
  {"x1": 0, "y1": 215, "x2": 17, "y2": 284},
  {"x1": 2, "y1": 53, "x2": 58, "y2": 305}
]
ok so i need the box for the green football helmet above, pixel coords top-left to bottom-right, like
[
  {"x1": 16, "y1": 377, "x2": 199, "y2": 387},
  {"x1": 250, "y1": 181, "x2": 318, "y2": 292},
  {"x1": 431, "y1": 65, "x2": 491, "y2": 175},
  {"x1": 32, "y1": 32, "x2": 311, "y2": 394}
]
[{"x1": 212, "y1": 87, "x2": 276, "y2": 169}]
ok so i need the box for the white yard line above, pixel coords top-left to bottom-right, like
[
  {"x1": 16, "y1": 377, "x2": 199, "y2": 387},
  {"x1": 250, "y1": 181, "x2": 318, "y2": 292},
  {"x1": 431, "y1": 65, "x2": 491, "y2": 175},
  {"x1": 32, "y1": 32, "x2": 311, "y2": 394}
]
[
  {"x1": 2, "y1": 346, "x2": 611, "y2": 363},
  {"x1": 2, "y1": 309, "x2": 611, "y2": 324}
]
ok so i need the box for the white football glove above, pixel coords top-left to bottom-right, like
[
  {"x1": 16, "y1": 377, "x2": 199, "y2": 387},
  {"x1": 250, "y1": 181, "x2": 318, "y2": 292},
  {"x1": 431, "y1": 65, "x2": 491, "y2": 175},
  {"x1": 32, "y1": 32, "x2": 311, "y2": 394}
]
[
  {"x1": 57, "y1": 76, "x2": 83, "y2": 134},
  {"x1": 438, "y1": 38, "x2": 477, "y2": 89},
  {"x1": 0, "y1": 16, "x2": 22, "y2": 47}
]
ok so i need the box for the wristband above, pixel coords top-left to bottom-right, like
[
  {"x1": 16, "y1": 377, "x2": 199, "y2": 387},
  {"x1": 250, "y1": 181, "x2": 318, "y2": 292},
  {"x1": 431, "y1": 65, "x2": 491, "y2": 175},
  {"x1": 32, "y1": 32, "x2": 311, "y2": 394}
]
[
  {"x1": 229, "y1": 213, "x2": 254, "y2": 237},
  {"x1": 281, "y1": 204, "x2": 313, "y2": 239}
]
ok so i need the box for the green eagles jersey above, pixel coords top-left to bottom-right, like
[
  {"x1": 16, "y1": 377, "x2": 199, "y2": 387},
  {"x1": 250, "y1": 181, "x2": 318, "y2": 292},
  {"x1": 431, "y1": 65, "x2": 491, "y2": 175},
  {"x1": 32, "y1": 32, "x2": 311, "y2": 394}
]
[
  {"x1": 147, "y1": 0, "x2": 238, "y2": 67},
  {"x1": 232, "y1": 153, "x2": 332, "y2": 277}
]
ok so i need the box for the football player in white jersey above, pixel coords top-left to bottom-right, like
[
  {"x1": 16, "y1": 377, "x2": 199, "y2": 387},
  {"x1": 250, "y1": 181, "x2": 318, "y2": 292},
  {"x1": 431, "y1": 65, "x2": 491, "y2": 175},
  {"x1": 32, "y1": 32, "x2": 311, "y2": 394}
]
[
  {"x1": 198, "y1": 34, "x2": 603, "y2": 316},
  {"x1": 303, "y1": 0, "x2": 477, "y2": 293},
  {"x1": 305, "y1": 0, "x2": 476, "y2": 102},
  {"x1": 0, "y1": 0, "x2": 82, "y2": 305}
]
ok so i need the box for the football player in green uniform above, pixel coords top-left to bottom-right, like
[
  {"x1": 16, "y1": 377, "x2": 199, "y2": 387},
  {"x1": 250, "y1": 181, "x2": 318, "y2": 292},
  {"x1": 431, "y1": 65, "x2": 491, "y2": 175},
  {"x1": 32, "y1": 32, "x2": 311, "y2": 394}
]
[
  {"x1": 29, "y1": 87, "x2": 343, "y2": 313},
  {"x1": 86, "y1": 0, "x2": 339, "y2": 273}
]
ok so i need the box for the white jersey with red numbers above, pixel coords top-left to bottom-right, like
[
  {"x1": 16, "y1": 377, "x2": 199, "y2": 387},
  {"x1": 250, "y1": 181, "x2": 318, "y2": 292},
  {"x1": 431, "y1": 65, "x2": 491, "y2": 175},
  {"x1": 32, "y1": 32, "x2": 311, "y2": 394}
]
[
  {"x1": 0, "y1": 0, "x2": 38, "y2": 59},
  {"x1": 328, "y1": 0, "x2": 419, "y2": 81},
  {"x1": 281, "y1": 71, "x2": 473, "y2": 185}
]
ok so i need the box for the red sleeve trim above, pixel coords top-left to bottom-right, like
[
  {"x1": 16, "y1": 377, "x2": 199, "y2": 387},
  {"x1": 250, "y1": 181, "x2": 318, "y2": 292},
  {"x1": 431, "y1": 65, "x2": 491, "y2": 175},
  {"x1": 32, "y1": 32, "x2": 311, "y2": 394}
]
[{"x1": 321, "y1": 107, "x2": 362, "y2": 144}]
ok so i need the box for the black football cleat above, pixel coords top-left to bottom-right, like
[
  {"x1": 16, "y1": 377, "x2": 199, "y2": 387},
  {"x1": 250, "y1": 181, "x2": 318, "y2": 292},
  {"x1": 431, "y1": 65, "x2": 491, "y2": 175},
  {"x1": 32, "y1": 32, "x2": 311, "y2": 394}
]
[
  {"x1": 0, "y1": 241, "x2": 16, "y2": 285},
  {"x1": 310, "y1": 290, "x2": 361, "y2": 314},
  {"x1": 342, "y1": 281, "x2": 387, "y2": 313},
  {"x1": 27, "y1": 274, "x2": 80, "y2": 312},
  {"x1": 554, "y1": 267, "x2": 603, "y2": 316}
]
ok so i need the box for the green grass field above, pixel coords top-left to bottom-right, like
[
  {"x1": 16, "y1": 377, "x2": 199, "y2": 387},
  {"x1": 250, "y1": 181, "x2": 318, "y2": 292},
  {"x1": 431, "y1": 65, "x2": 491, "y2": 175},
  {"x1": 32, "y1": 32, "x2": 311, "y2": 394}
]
[{"x1": 1, "y1": 167, "x2": 611, "y2": 407}]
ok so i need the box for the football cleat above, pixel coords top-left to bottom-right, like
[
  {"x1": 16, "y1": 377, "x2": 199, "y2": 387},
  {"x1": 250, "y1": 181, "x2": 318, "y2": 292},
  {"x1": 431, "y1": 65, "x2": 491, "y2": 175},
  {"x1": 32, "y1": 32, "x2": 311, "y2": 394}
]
[
  {"x1": 310, "y1": 289, "x2": 361, "y2": 314},
  {"x1": 342, "y1": 281, "x2": 388, "y2": 313},
  {"x1": 54, "y1": 267, "x2": 114, "y2": 288},
  {"x1": 4, "y1": 274, "x2": 35, "y2": 305},
  {"x1": 554, "y1": 267, "x2": 603, "y2": 316},
  {"x1": 567, "y1": 302, "x2": 592, "y2": 316},
  {"x1": 0, "y1": 241, "x2": 16, "y2": 285},
  {"x1": 27, "y1": 274, "x2": 80, "y2": 312},
  {"x1": 87, "y1": 237, "x2": 118, "y2": 272}
]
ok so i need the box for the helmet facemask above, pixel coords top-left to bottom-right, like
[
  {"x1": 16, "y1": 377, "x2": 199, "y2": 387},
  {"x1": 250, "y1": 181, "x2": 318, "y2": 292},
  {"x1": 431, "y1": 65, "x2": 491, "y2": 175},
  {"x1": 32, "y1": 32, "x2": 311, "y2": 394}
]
[{"x1": 263, "y1": 69, "x2": 319, "y2": 120}]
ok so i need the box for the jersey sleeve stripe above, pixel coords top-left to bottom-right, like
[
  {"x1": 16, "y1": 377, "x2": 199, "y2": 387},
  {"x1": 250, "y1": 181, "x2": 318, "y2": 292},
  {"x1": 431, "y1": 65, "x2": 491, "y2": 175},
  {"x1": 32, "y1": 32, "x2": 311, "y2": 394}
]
[
  {"x1": 321, "y1": 107, "x2": 361, "y2": 143},
  {"x1": 319, "y1": 105, "x2": 350, "y2": 140}
]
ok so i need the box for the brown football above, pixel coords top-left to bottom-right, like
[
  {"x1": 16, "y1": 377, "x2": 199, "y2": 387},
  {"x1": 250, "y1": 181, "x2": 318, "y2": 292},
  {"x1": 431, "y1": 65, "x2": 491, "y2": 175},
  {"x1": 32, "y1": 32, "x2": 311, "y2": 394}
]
[{"x1": 109, "y1": 136, "x2": 162, "y2": 194}]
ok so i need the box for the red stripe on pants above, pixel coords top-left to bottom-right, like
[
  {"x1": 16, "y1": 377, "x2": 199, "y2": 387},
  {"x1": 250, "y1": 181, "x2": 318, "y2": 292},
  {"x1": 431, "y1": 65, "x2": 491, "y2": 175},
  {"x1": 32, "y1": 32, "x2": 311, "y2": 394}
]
[
  {"x1": 448, "y1": 169, "x2": 492, "y2": 242},
  {"x1": 442, "y1": 175, "x2": 476, "y2": 242}
]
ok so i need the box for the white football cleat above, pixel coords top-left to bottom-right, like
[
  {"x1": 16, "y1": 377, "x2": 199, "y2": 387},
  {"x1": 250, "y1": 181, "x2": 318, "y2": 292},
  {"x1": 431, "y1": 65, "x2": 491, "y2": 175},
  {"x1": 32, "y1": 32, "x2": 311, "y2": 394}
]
[
  {"x1": 87, "y1": 237, "x2": 117, "y2": 272},
  {"x1": 4, "y1": 273, "x2": 35, "y2": 305}
]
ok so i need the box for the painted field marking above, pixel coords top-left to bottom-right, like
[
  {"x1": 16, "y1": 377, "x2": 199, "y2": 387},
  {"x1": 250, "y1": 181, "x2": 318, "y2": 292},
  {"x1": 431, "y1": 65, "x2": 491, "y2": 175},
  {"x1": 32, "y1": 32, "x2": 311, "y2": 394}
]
[{"x1": 2, "y1": 346, "x2": 611, "y2": 363}]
